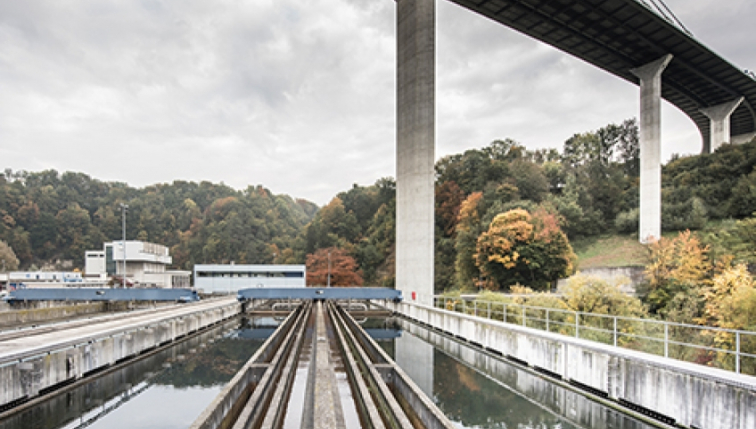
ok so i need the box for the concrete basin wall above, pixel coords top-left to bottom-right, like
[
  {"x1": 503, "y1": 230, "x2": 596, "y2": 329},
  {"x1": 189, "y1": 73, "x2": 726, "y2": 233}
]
[
  {"x1": 386, "y1": 301, "x2": 756, "y2": 429},
  {"x1": 0, "y1": 301, "x2": 240, "y2": 410},
  {"x1": 0, "y1": 302, "x2": 107, "y2": 327}
]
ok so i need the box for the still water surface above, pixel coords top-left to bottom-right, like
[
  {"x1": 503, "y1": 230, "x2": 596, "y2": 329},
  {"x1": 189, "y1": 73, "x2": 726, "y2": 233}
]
[
  {"x1": 373, "y1": 317, "x2": 658, "y2": 429},
  {"x1": 4, "y1": 314, "x2": 661, "y2": 429},
  {"x1": 0, "y1": 316, "x2": 278, "y2": 429}
]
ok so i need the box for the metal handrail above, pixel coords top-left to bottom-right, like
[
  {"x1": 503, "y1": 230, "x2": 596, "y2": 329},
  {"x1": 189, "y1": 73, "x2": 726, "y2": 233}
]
[{"x1": 435, "y1": 296, "x2": 756, "y2": 375}]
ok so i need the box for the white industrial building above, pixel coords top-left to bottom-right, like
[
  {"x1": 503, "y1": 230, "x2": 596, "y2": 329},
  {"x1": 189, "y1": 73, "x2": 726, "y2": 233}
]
[
  {"x1": 85, "y1": 241, "x2": 190, "y2": 288},
  {"x1": 5, "y1": 271, "x2": 85, "y2": 289},
  {"x1": 193, "y1": 264, "x2": 306, "y2": 294},
  {"x1": 9, "y1": 271, "x2": 83, "y2": 283}
]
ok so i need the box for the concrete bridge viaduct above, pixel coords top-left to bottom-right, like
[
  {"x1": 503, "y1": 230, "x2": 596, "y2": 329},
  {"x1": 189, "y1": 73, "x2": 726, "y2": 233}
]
[{"x1": 395, "y1": 0, "x2": 756, "y2": 305}]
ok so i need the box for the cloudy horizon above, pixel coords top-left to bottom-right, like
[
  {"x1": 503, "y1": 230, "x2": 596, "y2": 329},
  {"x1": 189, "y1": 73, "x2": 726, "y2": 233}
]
[{"x1": 1, "y1": 0, "x2": 753, "y2": 205}]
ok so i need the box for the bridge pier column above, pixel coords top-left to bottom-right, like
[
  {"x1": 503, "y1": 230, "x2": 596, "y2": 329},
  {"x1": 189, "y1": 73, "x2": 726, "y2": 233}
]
[
  {"x1": 396, "y1": 0, "x2": 435, "y2": 305},
  {"x1": 630, "y1": 54, "x2": 673, "y2": 244},
  {"x1": 700, "y1": 97, "x2": 745, "y2": 152}
]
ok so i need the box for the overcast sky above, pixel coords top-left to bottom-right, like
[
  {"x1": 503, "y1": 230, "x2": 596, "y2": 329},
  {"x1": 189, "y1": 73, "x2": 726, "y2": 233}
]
[{"x1": 1, "y1": 0, "x2": 753, "y2": 205}]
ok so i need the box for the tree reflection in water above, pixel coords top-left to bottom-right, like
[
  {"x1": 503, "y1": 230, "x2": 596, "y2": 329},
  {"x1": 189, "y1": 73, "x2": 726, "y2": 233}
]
[{"x1": 433, "y1": 349, "x2": 577, "y2": 429}]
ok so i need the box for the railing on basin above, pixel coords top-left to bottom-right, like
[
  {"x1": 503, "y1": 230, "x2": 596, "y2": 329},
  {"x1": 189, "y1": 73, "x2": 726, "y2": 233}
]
[{"x1": 434, "y1": 296, "x2": 756, "y2": 376}]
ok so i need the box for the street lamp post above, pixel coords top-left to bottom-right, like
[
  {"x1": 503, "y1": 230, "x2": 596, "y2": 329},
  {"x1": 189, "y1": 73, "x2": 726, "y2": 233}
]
[
  {"x1": 120, "y1": 203, "x2": 128, "y2": 288},
  {"x1": 327, "y1": 250, "x2": 331, "y2": 288}
]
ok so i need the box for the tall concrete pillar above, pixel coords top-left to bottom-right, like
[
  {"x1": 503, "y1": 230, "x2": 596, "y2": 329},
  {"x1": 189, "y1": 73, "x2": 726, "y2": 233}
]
[
  {"x1": 700, "y1": 97, "x2": 744, "y2": 152},
  {"x1": 630, "y1": 54, "x2": 673, "y2": 244},
  {"x1": 396, "y1": 0, "x2": 435, "y2": 305}
]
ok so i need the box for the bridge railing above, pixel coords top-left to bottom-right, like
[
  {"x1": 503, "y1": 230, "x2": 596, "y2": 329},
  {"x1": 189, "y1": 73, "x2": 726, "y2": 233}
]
[{"x1": 434, "y1": 296, "x2": 756, "y2": 376}]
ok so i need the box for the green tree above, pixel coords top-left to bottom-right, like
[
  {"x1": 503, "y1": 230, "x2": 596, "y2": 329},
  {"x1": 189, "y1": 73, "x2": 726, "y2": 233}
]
[
  {"x1": 55, "y1": 203, "x2": 94, "y2": 265},
  {"x1": 704, "y1": 213, "x2": 756, "y2": 268}
]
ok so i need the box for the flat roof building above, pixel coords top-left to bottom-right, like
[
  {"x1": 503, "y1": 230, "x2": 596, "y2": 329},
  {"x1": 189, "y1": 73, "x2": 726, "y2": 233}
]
[{"x1": 194, "y1": 264, "x2": 306, "y2": 294}]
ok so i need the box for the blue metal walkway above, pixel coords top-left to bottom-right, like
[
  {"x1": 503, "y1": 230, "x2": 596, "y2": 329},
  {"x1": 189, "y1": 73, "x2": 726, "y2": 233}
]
[{"x1": 5, "y1": 288, "x2": 200, "y2": 303}]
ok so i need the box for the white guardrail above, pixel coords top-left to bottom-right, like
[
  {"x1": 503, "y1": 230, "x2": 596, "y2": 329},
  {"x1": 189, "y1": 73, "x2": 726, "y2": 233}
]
[{"x1": 434, "y1": 296, "x2": 756, "y2": 375}]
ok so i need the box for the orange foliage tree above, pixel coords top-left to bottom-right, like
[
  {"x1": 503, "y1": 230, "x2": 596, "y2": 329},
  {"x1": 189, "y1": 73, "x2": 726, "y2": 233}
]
[
  {"x1": 306, "y1": 247, "x2": 363, "y2": 287},
  {"x1": 455, "y1": 192, "x2": 485, "y2": 288},
  {"x1": 475, "y1": 208, "x2": 576, "y2": 291}
]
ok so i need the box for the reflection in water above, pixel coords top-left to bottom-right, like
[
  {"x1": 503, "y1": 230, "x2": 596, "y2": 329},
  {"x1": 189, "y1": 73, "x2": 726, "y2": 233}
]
[
  {"x1": 433, "y1": 349, "x2": 577, "y2": 429},
  {"x1": 385, "y1": 318, "x2": 657, "y2": 429},
  {"x1": 0, "y1": 317, "x2": 276, "y2": 429}
]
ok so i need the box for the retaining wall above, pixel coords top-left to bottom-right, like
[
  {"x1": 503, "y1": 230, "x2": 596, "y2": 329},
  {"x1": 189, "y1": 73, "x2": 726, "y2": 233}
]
[
  {"x1": 0, "y1": 300, "x2": 240, "y2": 410},
  {"x1": 556, "y1": 266, "x2": 645, "y2": 295},
  {"x1": 0, "y1": 302, "x2": 108, "y2": 327},
  {"x1": 387, "y1": 301, "x2": 756, "y2": 429}
]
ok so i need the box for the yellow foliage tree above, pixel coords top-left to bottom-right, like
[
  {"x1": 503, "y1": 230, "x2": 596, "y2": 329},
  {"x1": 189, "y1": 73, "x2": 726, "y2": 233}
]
[
  {"x1": 701, "y1": 264, "x2": 756, "y2": 372},
  {"x1": 704, "y1": 264, "x2": 756, "y2": 330},
  {"x1": 561, "y1": 274, "x2": 647, "y2": 345},
  {"x1": 562, "y1": 274, "x2": 646, "y2": 317},
  {"x1": 643, "y1": 230, "x2": 711, "y2": 315}
]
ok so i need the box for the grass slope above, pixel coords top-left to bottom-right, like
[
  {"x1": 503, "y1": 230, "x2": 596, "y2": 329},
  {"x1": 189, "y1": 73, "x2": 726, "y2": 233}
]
[{"x1": 571, "y1": 234, "x2": 648, "y2": 269}]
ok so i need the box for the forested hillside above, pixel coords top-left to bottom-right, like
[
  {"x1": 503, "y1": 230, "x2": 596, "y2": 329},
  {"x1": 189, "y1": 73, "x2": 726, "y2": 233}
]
[
  {"x1": 301, "y1": 119, "x2": 644, "y2": 290},
  {"x1": 0, "y1": 170, "x2": 317, "y2": 270},
  {"x1": 297, "y1": 121, "x2": 756, "y2": 291},
  {"x1": 2, "y1": 119, "x2": 756, "y2": 295}
]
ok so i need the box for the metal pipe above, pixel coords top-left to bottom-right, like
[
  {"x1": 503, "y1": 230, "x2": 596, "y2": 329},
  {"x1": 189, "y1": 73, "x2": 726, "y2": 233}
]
[
  {"x1": 736, "y1": 331, "x2": 741, "y2": 374},
  {"x1": 120, "y1": 203, "x2": 128, "y2": 288}
]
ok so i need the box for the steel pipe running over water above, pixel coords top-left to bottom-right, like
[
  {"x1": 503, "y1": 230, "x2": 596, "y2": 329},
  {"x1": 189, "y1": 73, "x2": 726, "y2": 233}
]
[{"x1": 191, "y1": 301, "x2": 453, "y2": 429}]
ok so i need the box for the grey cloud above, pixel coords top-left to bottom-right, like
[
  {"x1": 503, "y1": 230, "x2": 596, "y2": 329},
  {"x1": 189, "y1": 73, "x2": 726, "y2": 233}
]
[{"x1": 0, "y1": 0, "x2": 750, "y2": 205}]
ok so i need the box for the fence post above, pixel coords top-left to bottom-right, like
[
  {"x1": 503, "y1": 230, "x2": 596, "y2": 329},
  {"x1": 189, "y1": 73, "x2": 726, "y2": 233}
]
[
  {"x1": 664, "y1": 323, "x2": 669, "y2": 358},
  {"x1": 736, "y1": 331, "x2": 741, "y2": 374},
  {"x1": 575, "y1": 313, "x2": 580, "y2": 339},
  {"x1": 613, "y1": 317, "x2": 617, "y2": 347},
  {"x1": 546, "y1": 309, "x2": 550, "y2": 332},
  {"x1": 522, "y1": 306, "x2": 526, "y2": 327},
  {"x1": 474, "y1": 300, "x2": 477, "y2": 317}
]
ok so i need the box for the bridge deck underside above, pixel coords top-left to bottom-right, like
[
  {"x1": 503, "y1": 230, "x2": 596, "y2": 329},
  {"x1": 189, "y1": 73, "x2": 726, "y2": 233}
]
[{"x1": 450, "y1": 0, "x2": 756, "y2": 148}]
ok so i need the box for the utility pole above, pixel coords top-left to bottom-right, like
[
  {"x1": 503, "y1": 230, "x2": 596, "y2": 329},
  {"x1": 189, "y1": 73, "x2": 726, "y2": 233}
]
[{"x1": 120, "y1": 203, "x2": 128, "y2": 288}]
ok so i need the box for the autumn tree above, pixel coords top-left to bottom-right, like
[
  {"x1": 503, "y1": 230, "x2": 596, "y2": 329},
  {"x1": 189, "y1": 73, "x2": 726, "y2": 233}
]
[
  {"x1": 306, "y1": 247, "x2": 363, "y2": 287},
  {"x1": 436, "y1": 181, "x2": 465, "y2": 236},
  {"x1": 560, "y1": 274, "x2": 647, "y2": 345},
  {"x1": 562, "y1": 274, "x2": 646, "y2": 316},
  {"x1": 0, "y1": 240, "x2": 20, "y2": 271},
  {"x1": 640, "y1": 231, "x2": 711, "y2": 318},
  {"x1": 701, "y1": 264, "x2": 756, "y2": 372},
  {"x1": 703, "y1": 264, "x2": 756, "y2": 329},
  {"x1": 455, "y1": 192, "x2": 484, "y2": 289},
  {"x1": 475, "y1": 208, "x2": 576, "y2": 291}
]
